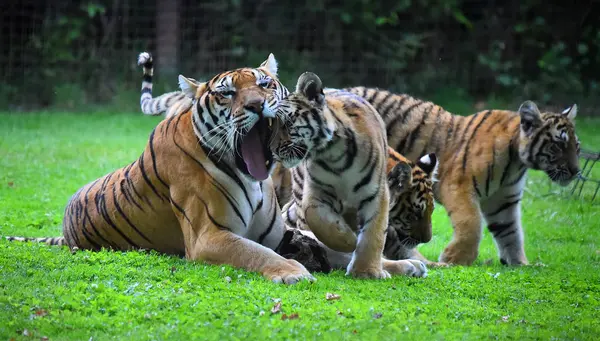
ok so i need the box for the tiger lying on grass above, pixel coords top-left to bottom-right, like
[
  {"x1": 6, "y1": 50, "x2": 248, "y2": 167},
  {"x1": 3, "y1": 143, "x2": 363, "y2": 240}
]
[
  {"x1": 347, "y1": 87, "x2": 581, "y2": 266},
  {"x1": 7, "y1": 55, "x2": 324, "y2": 284}
]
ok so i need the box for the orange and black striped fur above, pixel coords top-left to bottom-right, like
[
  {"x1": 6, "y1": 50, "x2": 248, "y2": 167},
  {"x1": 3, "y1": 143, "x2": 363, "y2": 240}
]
[
  {"x1": 7, "y1": 55, "x2": 320, "y2": 284},
  {"x1": 347, "y1": 87, "x2": 581, "y2": 266},
  {"x1": 272, "y1": 72, "x2": 413, "y2": 279},
  {"x1": 137, "y1": 52, "x2": 193, "y2": 118},
  {"x1": 275, "y1": 147, "x2": 440, "y2": 274}
]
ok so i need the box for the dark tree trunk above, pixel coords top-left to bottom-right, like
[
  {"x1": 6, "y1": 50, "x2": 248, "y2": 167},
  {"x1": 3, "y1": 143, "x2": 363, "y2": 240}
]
[{"x1": 156, "y1": 0, "x2": 179, "y2": 76}]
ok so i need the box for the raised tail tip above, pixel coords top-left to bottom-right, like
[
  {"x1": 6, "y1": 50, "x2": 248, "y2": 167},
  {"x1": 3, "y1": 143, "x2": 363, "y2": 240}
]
[{"x1": 138, "y1": 52, "x2": 153, "y2": 66}]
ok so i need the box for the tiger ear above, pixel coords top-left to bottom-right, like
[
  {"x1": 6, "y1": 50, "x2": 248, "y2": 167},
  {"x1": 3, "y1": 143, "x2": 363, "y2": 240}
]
[
  {"x1": 417, "y1": 153, "x2": 439, "y2": 182},
  {"x1": 562, "y1": 104, "x2": 577, "y2": 121},
  {"x1": 518, "y1": 100, "x2": 542, "y2": 135},
  {"x1": 296, "y1": 72, "x2": 325, "y2": 105},
  {"x1": 178, "y1": 75, "x2": 206, "y2": 98},
  {"x1": 388, "y1": 161, "x2": 413, "y2": 194},
  {"x1": 260, "y1": 53, "x2": 278, "y2": 76}
]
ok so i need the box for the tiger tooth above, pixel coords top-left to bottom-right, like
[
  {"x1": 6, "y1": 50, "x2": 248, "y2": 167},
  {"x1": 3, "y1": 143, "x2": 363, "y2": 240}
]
[
  {"x1": 265, "y1": 160, "x2": 270, "y2": 166},
  {"x1": 268, "y1": 118, "x2": 273, "y2": 127}
]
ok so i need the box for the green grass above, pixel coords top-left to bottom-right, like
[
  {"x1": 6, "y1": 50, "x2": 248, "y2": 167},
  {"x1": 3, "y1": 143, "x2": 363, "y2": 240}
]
[{"x1": 1, "y1": 111, "x2": 599, "y2": 341}]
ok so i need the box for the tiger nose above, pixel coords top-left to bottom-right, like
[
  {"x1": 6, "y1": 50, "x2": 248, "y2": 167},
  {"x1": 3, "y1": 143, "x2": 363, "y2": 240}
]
[
  {"x1": 244, "y1": 99, "x2": 264, "y2": 114},
  {"x1": 569, "y1": 164, "x2": 580, "y2": 176}
]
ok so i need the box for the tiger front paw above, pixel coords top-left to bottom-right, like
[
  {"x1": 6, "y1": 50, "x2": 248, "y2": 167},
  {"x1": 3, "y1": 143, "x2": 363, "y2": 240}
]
[
  {"x1": 264, "y1": 259, "x2": 317, "y2": 285},
  {"x1": 346, "y1": 262, "x2": 391, "y2": 280},
  {"x1": 439, "y1": 242, "x2": 478, "y2": 266},
  {"x1": 384, "y1": 259, "x2": 428, "y2": 278}
]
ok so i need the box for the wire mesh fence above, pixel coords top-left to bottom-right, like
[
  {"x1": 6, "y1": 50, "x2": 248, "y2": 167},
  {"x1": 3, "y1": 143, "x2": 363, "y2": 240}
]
[{"x1": 1, "y1": 0, "x2": 599, "y2": 111}]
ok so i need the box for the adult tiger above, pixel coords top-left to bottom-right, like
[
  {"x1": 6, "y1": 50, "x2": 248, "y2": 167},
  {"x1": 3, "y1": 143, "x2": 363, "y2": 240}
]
[
  {"x1": 346, "y1": 87, "x2": 581, "y2": 266},
  {"x1": 6, "y1": 55, "x2": 317, "y2": 284}
]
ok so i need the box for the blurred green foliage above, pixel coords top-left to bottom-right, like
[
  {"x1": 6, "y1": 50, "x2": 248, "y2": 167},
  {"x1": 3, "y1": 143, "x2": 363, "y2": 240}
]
[{"x1": 1, "y1": 0, "x2": 598, "y2": 113}]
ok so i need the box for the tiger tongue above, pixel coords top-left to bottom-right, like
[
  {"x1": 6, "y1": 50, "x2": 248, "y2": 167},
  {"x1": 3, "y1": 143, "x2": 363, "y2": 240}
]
[{"x1": 241, "y1": 127, "x2": 269, "y2": 180}]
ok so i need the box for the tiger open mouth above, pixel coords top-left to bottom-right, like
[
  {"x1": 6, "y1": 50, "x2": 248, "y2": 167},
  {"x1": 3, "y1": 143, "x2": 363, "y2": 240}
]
[{"x1": 236, "y1": 116, "x2": 275, "y2": 181}]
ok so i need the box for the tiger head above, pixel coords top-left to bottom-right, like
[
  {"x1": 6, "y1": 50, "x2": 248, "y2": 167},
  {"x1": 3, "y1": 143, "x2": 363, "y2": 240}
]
[
  {"x1": 177, "y1": 54, "x2": 289, "y2": 181},
  {"x1": 384, "y1": 152, "x2": 438, "y2": 259},
  {"x1": 272, "y1": 72, "x2": 335, "y2": 168},
  {"x1": 517, "y1": 100, "x2": 580, "y2": 186}
]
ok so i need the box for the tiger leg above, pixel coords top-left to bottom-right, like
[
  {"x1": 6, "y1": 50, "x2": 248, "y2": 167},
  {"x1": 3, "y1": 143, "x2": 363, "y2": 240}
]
[
  {"x1": 482, "y1": 196, "x2": 528, "y2": 265},
  {"x1": 346, "y1": 189, "x2": 390, "y2": 279},
  {"x1": 438, "y1": 195, "x2": 483, "y2": 265},
  {"x1": 172, "y1": 193, "x2": 314, "y2": 285},
  {"x1": 188, "y1": 228, "x2": 315, "y2": 284},
  {"x1": 303, "y1": 194, "x2": 357, "y2": 253}
]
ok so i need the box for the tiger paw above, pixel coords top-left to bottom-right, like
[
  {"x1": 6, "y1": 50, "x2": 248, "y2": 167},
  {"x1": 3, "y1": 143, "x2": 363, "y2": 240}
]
[
  {"x1": 346, "y1": 263, "x2": 391, "y2": 280},
  {"x1": 439, "y1": 243, "x2": 478, "y2": 265},
  {"x1": 264, "y1": 259, "x2": 317, "y2": 285},
  {"x1": 384, "y1": 259, "x2": 428, "y2": 278},
  {"x1": 305, "y1": 206, "x2": 357, "y2": 253}
]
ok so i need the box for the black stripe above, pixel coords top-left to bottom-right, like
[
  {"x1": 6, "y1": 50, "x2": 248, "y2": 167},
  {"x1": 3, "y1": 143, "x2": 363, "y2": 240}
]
[
  {"x1": 473, "y1": 176, "x2": 482, "y2": 197},
  {"x1": 353, "y1": 157, "x2": 378, "y2": 193},
  {"x1": 357, "y1": 191, "x2": 378, "y2": 212},
  {"x1": 461, "y1": 110, "x2": 493, "y2": 172},
  {"x1": 170, "y1": 197, "x2": 192, "y2": 225},
  {"x1": 148, "y1": 129, "x2": 169, "y2": 189},
  {"x1": 197, "y1": 195, "x2": 232, "y2": 231},
  {"x1": 142, "y1": 74, "x2": 153, "y2": 83},
  {"x1": 82, "y1": 180, "x2": 116, "y2": 248},
  {"x1": 485, "y1": 163, "x2": 493, "y2": 196},
  {"x1": 141, "y1": 88, "x2": 152, "y2": 95},
  {"x1": 95, "y1": 185, "x2": 140, "y2": 249},
  {"x1": 387, "y1": 100, "x2": 422, "y2": 142},
  {"x1": 257, "y1": 201, "x2": 278, "y2": 244},
  {"x1": 112, "y1": 183, "x2": 152, "y2": 244},
  {"x1": 486, "y1": 199, "x2": 520, "y2": 217},
  {"x1": 487, "y1": 222, "x2": 514, "y2": 237},
  {"x1": 404, "y1": 104, "x2": 432, "y2": 152},
  {"x1": 527, "y1": 127, "x2": 546, "y2": 164},
  {"x1": 203, "y1": 93, "x2": 220, "y2": 124},
  {"x1": 138, "y1": 152, "x2": 166, "y2": 202},
  {"x1": 506, "y1": 168, "x2": 527, "y2": 187},
  {"x1": 80, "y1": 219, "x2": 101, "y2": 250}
]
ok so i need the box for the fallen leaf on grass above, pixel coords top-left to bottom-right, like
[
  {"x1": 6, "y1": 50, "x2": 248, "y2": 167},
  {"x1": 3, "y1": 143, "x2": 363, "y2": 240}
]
[
  {"x1": 271, "y1": 301, "x2": 282, "y2": 314},
  {"x1": 41, "y1": 337, "x2": 49, "y2": 341},
  {"x1": 22, "y1": 329, "x2": 30, "y2": 336},
  {"x1": 35, "y1": 308, "x2": 48, "y2": 317},
  {"x1": 170, "y1": 266, "x2": 177, "y2": 275},
  {"x1": 224, "y1": 276, "x2": 232, "y2": 283},
  {"x1": 259, "y1": 310, "x2": 265, "y2": 316},
  {"x1": 373, "y1": 312, "x2": 383, "y2": 319},
  {"x1": 352, "y1": 330, "x2": 358, "y2": 334},
  {"x1": 8, "y1": 182, "x2": 14, "y2": 187},
  {"x1": 336, "y1": 310, "x2": 343, "y2": 316},
  {"x1": 326, "y1": 292, "x2": 341, "y2": 300},
  {"x1": 501, "y1": 315, "x2": 510, "y2": 322},
  {"x1": 281, "y1": 313, "x2": 299, "y2": 320}
]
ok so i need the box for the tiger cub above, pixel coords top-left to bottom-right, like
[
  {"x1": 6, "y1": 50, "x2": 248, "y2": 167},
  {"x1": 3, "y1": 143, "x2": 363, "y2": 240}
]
[
  {"x1": 347, "y1": 87, "x2": 581, "y2": 266},
  {"x1": 275, "y1": 147, "x2": 440, "y2": 272},
  {"x1": 272, "y1": 72, "x2": 414, "y2": 279}
]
